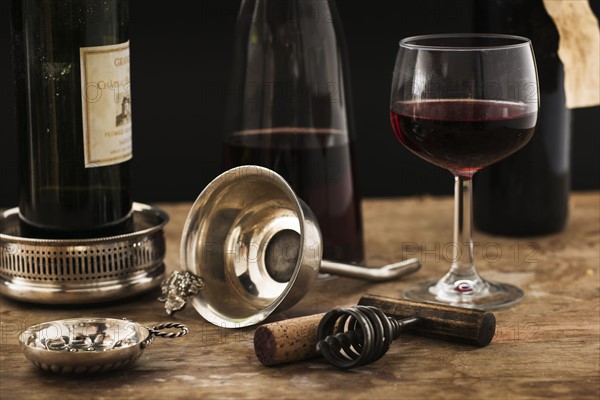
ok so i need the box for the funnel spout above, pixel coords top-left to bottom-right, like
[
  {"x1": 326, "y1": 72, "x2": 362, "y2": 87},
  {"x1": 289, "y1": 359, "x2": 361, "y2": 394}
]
[{"x1": 319, "y1": 258, "x2": 421, "y2": 281}]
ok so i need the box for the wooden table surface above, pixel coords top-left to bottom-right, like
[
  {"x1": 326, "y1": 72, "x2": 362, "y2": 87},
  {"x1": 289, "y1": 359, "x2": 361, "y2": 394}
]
[{"x1": 1, "y1": 193, "x2": 599, "y2": 399}]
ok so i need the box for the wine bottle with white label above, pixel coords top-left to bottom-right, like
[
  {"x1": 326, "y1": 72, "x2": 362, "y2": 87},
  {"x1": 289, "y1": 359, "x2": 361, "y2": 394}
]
[{"x1": 11, "y1": 0, "x2": 133, "y2": 238}]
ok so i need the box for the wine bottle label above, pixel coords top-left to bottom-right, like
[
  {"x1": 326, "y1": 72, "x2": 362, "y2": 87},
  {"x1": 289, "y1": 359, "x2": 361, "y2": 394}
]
[{"x1": 80, "y1": 41, "x2": 133, "y2": 168}]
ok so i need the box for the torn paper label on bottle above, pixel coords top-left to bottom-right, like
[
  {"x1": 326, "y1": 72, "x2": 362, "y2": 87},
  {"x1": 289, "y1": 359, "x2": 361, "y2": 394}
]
[{"x1": 544, "y1": 0, "x2": 600, "y2": 109}]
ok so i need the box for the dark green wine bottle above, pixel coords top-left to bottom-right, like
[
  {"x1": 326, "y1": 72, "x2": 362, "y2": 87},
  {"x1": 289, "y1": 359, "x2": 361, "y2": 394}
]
[
  {"x1": 11, "y1": 0, "x2": 133, "y2": 238},
  {"x1": 472, "y1": 0, "x2": 570, "y2": 236}
]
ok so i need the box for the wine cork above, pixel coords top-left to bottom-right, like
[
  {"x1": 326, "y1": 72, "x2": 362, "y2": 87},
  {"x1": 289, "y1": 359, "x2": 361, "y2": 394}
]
[{"x1": 254, "y1": 314, "x2": 324, "y2": 366}]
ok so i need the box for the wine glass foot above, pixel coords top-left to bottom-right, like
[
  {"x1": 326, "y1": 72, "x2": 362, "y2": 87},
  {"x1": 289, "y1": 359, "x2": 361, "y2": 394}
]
[{"x1": 403, "y1": 278, "x2": 524, "y2": 310}]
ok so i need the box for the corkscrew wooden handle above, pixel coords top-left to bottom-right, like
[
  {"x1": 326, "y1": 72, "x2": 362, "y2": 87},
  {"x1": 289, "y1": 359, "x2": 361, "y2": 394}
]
[
  {"x1": 357, "y1": 294, "x2": 496, "y2": 347},
  {"x1": 253, "y1": 294, "x2": 496, "y2": 366}
]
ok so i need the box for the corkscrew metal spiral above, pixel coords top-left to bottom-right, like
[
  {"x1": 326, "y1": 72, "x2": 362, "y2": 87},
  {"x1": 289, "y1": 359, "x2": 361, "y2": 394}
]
[{"x1": 315, "y1": 305, "x2": 419, "y2": 369}]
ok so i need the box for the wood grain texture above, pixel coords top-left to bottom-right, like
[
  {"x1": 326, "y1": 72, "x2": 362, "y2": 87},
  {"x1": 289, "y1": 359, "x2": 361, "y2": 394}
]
[
  {"x1": 0, "y1": 193, "x2": 599, "y2": 399},
  {"x1": 358, "y1": 295, "x2": 496, "y2": 346}
]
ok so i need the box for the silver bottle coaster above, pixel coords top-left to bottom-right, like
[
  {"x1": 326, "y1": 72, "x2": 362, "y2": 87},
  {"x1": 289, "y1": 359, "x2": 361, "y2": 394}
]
[{"x1": 0, "y1": 203, "x2": 168, "y2": 304}]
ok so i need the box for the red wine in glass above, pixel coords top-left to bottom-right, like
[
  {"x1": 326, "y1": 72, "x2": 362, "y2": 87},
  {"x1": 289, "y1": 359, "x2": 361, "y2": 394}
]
[
  {"x1": 223, "y1": 129, "x2": 364, "y2": 264},
  {"x1": 390, "y1": 34, "x2": 539, "y2": 310},
  {"x1": 390, "y1": 100, "x2": 537, "y2": 176}
]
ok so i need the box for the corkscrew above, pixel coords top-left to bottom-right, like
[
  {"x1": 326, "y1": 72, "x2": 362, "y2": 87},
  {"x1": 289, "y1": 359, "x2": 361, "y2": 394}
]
[
  {"x1": 316, "y1": 306, "x2": 419, "y2": 369},
  {"x1": 254, "y1": 294, "x2": 496, "y2": 369}
]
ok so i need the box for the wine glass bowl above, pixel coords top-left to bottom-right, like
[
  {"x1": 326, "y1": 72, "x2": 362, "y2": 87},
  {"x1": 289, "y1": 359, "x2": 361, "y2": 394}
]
[{"x1": 390, "y1": 34, "x2": 539, "y2": 310}]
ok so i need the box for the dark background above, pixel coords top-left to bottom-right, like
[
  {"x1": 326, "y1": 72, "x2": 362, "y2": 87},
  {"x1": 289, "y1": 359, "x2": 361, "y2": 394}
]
[{"x1": 1, "y1": 0, "x2": 598, "y2": 207}]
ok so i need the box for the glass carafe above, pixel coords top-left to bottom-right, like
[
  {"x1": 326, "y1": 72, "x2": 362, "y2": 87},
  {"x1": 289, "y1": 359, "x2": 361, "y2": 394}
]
[{"x1": 222, "y1": 0, "x2": 364, "y2": 264}]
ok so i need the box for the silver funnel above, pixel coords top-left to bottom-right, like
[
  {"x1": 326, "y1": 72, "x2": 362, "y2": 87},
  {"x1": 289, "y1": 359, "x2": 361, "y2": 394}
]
[{"x1": 159, "y1": 166, "x2": 420, "y2": 328}]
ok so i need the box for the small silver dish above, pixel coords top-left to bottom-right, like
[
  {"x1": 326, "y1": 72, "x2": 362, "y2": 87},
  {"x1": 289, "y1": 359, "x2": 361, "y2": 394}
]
[
  {"x1": 19, "y1": 318, "x2": 187, "y2": 374},
  {"x1": 0, "y1": 203, "x2": 168, "y2": 304}
]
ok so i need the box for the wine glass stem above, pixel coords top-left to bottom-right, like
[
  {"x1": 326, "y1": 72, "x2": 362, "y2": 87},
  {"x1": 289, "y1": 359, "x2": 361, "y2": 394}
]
[{"x1": 451, "y1": 175, "x2": 477, "y2": 277}]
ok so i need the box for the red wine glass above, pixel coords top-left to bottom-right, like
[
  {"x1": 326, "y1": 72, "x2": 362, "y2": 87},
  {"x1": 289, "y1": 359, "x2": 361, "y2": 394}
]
[{"x1": 390, "y1": 34, "x2": 539, "y2": 309}]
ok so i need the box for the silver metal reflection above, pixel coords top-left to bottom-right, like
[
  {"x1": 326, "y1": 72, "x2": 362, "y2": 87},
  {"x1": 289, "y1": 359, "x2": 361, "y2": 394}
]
[
  {"x1": 0, "y1": 203, "x2": 168, "y2": 304},
  {"x1": 19, "y1": 318, "x2": 188, "y2": 374},
  {"x1": 160, "y1": 166, "x2": 421, "y2": 328}
]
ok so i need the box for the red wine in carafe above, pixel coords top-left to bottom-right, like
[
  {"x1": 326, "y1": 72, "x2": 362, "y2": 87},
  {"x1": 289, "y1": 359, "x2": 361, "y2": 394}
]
[{"x1": 223, "y1": 129, "x2": 364, "y2": 264}]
